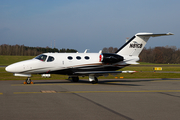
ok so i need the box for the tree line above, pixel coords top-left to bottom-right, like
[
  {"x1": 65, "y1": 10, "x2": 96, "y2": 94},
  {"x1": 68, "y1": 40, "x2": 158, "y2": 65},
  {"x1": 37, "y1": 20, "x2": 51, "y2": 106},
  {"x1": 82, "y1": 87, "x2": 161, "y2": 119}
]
[
  {"x1": 102, "y1": 47, "x2": 118, "y2": 53},
  {"x1": 0, "y1": 44, "x2": 77, "y2": 56},
  {"x1": 102, "y1": 46, "x2": 180, "y2": 64},
  {"x1": 139, "y1": 46, "x2": 180, "y2": 64}
]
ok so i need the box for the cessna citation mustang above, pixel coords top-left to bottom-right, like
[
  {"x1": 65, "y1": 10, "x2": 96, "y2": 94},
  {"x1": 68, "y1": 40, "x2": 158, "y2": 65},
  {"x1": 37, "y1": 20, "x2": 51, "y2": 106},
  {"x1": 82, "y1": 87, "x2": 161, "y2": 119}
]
[{"x1": 5, "y1": 32, "x2": 173, "y2": 84}]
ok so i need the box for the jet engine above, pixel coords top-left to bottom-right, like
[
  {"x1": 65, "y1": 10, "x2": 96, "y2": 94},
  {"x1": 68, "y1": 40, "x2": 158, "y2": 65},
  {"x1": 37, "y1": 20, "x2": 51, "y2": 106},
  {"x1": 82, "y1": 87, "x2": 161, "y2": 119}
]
[{"x1": 99, "y1": 53, "x2": 124, "y2": 63}]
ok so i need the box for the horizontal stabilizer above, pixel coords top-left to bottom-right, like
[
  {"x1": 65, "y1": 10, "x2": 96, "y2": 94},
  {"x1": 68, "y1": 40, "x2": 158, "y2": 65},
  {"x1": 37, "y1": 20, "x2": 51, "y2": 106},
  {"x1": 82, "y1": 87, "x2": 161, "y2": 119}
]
[{"x1": 136, "y1": 32, "x2": 174, "y2": 37}]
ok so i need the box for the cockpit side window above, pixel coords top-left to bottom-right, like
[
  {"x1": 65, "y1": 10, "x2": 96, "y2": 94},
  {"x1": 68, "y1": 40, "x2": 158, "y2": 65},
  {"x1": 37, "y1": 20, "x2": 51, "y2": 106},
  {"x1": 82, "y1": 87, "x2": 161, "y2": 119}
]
[
  {"x1": 47, "y1": 56, "x2": 55, "y2": 62},
  {"x1": 35, "y1": 54, "x2": 47, "y2": 61}
]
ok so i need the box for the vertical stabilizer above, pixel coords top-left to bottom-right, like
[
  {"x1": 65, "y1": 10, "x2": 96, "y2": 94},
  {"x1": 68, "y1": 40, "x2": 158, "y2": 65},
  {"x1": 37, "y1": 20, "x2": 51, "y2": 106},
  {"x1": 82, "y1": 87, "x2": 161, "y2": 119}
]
[{"x1": 115, "y1": 32, "x2": 173, "y2": 57}]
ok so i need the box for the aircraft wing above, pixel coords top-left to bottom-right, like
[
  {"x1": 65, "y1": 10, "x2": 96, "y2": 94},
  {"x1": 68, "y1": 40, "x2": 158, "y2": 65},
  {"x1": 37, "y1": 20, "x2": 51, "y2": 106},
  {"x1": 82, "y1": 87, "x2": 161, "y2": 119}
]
[{"x1": 74, "y1": 70, "x2": 136, "y2": 75}]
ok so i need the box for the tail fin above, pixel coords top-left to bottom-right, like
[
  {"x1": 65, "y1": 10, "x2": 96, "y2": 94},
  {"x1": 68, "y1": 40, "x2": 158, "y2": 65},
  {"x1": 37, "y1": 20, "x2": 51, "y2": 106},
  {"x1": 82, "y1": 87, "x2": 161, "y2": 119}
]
[{"x1": 115, "y1": 32, "x2": 173, "y2": 56}]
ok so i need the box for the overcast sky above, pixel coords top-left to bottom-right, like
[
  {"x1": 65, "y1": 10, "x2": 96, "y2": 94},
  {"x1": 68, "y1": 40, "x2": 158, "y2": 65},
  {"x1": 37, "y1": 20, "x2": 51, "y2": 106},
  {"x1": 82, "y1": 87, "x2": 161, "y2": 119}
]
[{"x1": 0, "y1": 0, "x2": 179, "y2": 52}]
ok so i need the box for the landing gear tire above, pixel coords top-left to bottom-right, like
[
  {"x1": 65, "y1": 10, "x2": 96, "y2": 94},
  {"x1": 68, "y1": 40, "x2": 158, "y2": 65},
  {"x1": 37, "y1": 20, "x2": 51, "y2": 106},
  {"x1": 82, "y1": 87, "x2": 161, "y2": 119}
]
[
  {"x1": 26, "y1": 78, "x2": 31, "y2": 84},
  {"x1": 72, "y1": 77, "x2": 79, "y2": 82},
  {"x1": 92, "y1": 77, "x2": 98, "y2": 84}
]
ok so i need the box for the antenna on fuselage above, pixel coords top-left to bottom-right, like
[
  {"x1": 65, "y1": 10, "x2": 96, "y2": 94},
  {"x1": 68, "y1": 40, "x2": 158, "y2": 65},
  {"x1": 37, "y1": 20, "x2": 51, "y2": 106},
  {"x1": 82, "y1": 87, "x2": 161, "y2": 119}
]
[
  {"x1": 84, "y1": 49, "x2": 89, "y2": 53},
  {"x1": 126, "y1": 37, "x2": 129, "y2": 42}
]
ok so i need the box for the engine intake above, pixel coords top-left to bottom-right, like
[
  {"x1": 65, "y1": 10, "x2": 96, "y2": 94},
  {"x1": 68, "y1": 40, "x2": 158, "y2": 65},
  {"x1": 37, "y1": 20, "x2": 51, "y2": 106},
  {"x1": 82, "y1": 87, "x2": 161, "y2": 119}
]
[{"x1": 99, "y1": 53, "x2": 124, "y2": 63}]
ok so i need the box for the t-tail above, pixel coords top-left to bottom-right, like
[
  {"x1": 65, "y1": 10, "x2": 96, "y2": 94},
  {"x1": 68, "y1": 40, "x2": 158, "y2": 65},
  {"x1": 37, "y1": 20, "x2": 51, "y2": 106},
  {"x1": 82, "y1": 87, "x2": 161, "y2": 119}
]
[{"x1": 115, "y1": 32, "x2": 174, "y2": 64}]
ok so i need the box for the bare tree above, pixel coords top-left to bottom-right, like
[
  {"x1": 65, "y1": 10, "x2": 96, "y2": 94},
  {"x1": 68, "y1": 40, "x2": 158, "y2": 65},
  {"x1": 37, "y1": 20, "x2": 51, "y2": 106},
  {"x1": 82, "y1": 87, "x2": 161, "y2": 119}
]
[
  {"x1": 102, "y1": 47, "x2": 108, "y2": 53},
  {"x1": 108, "y1": 47, "x2": 114, "y2": 53}
]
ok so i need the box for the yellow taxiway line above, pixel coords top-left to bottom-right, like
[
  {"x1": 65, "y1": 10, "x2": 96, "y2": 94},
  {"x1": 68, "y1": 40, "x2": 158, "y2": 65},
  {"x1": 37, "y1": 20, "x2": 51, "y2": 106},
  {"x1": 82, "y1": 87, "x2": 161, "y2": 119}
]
[
  {"x1": 11, "y1": 83, "x2": 96, "y2": 86},
  {"x1": 14, "y1": 92, "x2": 42, "y2": 94},
  {"x1": 13, "y1": 90, "x2": 180, "y2": 94}
]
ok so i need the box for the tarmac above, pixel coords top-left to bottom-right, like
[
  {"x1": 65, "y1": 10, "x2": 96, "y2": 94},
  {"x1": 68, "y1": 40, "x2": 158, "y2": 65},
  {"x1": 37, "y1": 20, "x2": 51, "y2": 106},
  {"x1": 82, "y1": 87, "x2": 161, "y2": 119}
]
[{"x1": 1, "y1": 78, "x2": 180, "y2": 120}]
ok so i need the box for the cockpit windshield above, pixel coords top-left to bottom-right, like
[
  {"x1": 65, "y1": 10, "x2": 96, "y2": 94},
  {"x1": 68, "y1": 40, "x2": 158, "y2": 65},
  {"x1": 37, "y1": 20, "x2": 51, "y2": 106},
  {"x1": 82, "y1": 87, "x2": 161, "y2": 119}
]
[{"x1": 35, "y1": 54, "x2": 47, "y2": 61}]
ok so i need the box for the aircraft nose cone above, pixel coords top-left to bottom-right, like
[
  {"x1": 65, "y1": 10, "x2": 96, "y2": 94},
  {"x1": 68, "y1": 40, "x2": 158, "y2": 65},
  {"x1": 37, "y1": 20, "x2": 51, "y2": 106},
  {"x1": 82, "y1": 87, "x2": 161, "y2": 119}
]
[
  {"x1": 5, "y1": 59, "x2": 36, "y2": 73},
  {"x1": 5, "y1": 66, "x2": 9, "y2": 72},
  {"x1": 5, "y1": 63, "x2": 23, "y2": 73},
  {"x1": 5, "y1": 65, "x2": 16, "y2": 73}
]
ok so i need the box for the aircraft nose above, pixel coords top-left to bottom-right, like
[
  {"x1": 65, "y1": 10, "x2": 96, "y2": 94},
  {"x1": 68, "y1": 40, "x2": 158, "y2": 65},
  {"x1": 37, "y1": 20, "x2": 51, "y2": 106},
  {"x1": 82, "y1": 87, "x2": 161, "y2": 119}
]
[
  {"x1": 5, "y1": 66, "x2": 9, "y2": 72},
  {"x1": 5, "y1": 64, "x2": 17, "y2": 73},
  {"x1": 5, "y1": 63, "x2": 23, "y2": 73},
  {"x1": 5, "y1": 59, "x2": 36, "y2": 73}
]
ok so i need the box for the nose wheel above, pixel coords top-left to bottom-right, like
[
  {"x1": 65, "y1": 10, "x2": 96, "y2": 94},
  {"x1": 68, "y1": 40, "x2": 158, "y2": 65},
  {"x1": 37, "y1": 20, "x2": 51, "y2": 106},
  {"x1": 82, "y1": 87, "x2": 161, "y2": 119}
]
[{"x1": 25, "y1": 77, "x2": 32, "y2": 84}]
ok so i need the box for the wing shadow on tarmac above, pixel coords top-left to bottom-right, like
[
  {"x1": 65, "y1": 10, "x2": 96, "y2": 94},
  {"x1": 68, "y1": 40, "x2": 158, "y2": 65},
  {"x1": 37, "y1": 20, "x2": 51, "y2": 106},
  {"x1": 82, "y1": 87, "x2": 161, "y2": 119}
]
[
  {"x1": 34, "y1": 78, "x2": 180, "y2": 83},
  {"x1": 31, "y1": 78, "x2": 172, "y2": 86}
]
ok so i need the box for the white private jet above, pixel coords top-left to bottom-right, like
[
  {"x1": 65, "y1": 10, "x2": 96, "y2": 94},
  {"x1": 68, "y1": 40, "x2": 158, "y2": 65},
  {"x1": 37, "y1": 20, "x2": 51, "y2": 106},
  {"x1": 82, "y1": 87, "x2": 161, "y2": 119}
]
[{"x1": 5, "y1": 32, "x2": 173, "y2": 84}]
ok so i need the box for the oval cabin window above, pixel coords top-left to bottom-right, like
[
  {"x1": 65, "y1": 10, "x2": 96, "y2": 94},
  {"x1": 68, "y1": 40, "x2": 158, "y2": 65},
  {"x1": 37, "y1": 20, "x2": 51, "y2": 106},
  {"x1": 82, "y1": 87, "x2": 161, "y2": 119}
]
[
  {"x1": 85, "y1": 56, "x2": 90, "y2": 60},
  {"x1": 76, "y1": 56, "x2": 81, "y2": 60},
  {"x1": 68, "y1": 56, "x2": 73, "y2": 60}
]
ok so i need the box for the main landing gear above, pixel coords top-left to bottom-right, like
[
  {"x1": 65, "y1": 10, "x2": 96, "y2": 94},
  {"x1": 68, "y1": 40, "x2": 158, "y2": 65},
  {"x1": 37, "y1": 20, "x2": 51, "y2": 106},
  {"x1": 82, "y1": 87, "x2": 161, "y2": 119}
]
[
  {"x1": 69, "y1": 76, "x2": 98, "y2": 84},
  {"x1": 89, "y1": 75, "x2": 98, "y2": 84},
  {"x1": 91, "y1": 77, "x2": 98, "y2": 84},
  {"x1": 72, "y1": 77, "x2": 79, "y2": 82}
]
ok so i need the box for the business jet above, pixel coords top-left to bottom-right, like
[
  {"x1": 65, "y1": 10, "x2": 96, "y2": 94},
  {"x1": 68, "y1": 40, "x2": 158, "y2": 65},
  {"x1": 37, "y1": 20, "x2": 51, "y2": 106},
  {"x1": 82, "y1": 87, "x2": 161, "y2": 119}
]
[{"x1": 5, "y1": 32, "x2": 173, "y2": 84}]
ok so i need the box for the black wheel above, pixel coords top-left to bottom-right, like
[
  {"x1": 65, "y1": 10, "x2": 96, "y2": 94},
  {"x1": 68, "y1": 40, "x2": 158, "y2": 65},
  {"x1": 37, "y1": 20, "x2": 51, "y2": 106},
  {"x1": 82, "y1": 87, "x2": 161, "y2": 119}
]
[
  {"x1": 72, "y1": 77, "x2": 79, "y2": 82},
  {"x1": 95, "y1": 77, "x2": 98, "y2": 82},
  {"x1": 91, "y1": 81, "x2": 96, "y2": 84},
  {"x1": 26, "y1": 78, "x2": 31, "y2": 84}
]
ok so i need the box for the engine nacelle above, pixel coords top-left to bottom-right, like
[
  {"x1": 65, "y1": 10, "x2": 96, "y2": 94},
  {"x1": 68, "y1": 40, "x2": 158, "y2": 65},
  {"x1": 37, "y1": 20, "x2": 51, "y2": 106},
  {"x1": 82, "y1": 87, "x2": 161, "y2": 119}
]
[{"x1": 99, "y1": 53, "x2": 124, "y2": 63}]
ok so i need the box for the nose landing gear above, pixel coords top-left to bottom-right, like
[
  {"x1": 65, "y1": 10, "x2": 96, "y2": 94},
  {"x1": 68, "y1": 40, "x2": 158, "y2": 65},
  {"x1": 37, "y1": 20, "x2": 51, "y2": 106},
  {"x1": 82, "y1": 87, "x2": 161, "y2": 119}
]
[{"x1": 24, "y1": 77, "x2": 33, "y2": 84}]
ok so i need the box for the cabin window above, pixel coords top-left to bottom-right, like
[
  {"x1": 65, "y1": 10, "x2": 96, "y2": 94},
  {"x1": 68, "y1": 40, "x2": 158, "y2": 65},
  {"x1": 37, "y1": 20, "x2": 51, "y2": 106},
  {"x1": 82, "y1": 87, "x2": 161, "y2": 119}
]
[
  {"x1": 68, "y1": 56, "x2": 73, "y2": 60},
  {"x1": 85, "y1": 56, "x2": 90, "y2": 60},
  {"x1": 76, "y1": 56, "x2": 81, "y2": 60},
  {"x1": 35, "y1": 54, "x2": 47, "y2": 61},
  {"x1": 47, "y1": 56, "x2": 55, "y2": 62}
]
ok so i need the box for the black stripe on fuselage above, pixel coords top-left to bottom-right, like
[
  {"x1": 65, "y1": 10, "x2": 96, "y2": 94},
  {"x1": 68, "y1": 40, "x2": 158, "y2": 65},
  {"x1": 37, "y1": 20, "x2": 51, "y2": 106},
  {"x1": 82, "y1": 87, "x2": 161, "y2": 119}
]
[
  {"x1": 115, "y1": 36, "x2": 136, "y2": 53},
  {"x1": 47, "y1": 65, "x2": 126, "y2": 75}
]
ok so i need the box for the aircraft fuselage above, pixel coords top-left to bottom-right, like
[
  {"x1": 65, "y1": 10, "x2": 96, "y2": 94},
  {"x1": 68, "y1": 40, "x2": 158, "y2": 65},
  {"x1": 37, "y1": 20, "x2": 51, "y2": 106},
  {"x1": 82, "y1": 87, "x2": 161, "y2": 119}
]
[{"x1": 6, "y1": 53, "x2": 125, "y2": 76}]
